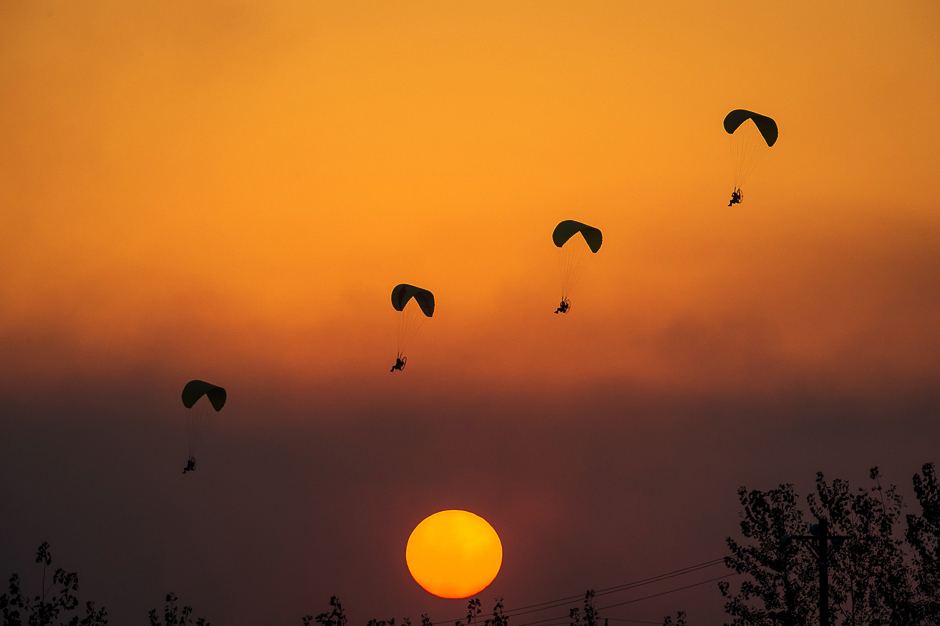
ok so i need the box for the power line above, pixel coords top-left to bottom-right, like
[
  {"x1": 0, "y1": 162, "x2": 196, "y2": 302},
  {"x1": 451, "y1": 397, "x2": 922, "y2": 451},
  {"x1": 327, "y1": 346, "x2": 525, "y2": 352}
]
[
  {"x1": 597, "y1": 574, "x2": 736, "y2": 611},
  {"x1": 596, "y1": 561, "x2": 726, "y2": 599},
  {"x1": 515, "y1": 573, "x2": 738, "y2": 626},
  {"x1": 432, "y1": 559, "x2": 722, "y2": 624},
  {"x1": 431, "y1": 558, "x2": 726, "y2": 626},
  {"x1": 501, "y1": 562, "x2": 725, "y2": 621},
  {"x1": 512, "y1": 615, "x2": 661, "y2": 626}
]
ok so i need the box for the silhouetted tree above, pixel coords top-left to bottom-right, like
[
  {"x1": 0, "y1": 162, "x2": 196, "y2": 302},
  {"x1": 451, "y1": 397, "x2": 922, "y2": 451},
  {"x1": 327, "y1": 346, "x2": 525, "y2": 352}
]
[
  {"x1": 304, "y1": 596, "x2": 347, "y2": 626},
  {"x1": 720, "y1": 464, "x2": 940, "y2": 626},
  {"x1": 304, "y1": 597, "x2": 430, "y2": 626},
  {"x1": 147, "y1": 593, "x2": 209, "y2": 626},
  {"x1": 906, "y1": 463, "x2": 940, "y2": 621},
  {"x1": 0, "y1": 542, "x2": 108, "y2": 626},
  {"x1": 568, "y1": 591, "x2": 600, "y2": 626},
  {"x1": 661, "y1": 612, "x2": 686, "y2": 626},
  {"x1": 455, "y1": 598, "x2": 482, "y2": 626},
  {"x1": 366, "y1": 617, "x2": 413, "y2": 626},
  {"x1": 484, "y1": 597, "x2": 508, "y2": 626}
]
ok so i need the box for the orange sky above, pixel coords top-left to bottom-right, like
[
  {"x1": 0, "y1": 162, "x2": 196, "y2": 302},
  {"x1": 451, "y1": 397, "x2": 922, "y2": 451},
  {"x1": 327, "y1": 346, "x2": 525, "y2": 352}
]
[
  {"x1": 2, "y1": 0, "x2": 939, "y2": 402},
  {"x1": 2, "y1": 4, "x2": 940, "y2": 624}
]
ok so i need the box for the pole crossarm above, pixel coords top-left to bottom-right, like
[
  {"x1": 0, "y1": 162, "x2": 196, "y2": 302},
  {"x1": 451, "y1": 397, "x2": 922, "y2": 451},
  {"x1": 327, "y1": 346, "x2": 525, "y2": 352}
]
[{"x1": 778, "y1": 518, "x2": 850, "y2": 626}]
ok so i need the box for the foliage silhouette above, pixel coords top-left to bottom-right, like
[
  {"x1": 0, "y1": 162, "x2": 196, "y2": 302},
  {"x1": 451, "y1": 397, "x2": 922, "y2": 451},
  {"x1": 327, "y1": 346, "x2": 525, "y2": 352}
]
[
  {"x1": 455, "y1": 598, "x2": 482, "y2": 626},
  {"x1": 484, "y1": 597, "x2": 508, "y2": 626},
  {"x1": 906, "y1": 463, "x2": 940, "y2": 621},
  {"x1": 305, "y1": 596, "x2": 512, "y2": 626},
  {"x1": 147, "y1": 593, "x2": 209, "y2": 626},
  {"x1": 305, "y1": 597, "x2": 440, "y2": 626},
  {"x1": 366, "y1": 618, "x2": 408, "y2": 626},
  {"x1": 568, "y1": 591, "x2": 599, "y2": 626},
  {"x1": 304, "y1": 596, "x2": 348, "y2": 626},
  {"x1": 454, "y1": 597, "x2": 508, "y2": 626},
  {"x1": 720, "y1": 463, "x2": 940, "y2": 626},
  {"x1": 661, "y1": 612, "x2": 686, "y2": 626},
  {"x1": 0, "y1": 542, "x2": 108, "y2": 626}
]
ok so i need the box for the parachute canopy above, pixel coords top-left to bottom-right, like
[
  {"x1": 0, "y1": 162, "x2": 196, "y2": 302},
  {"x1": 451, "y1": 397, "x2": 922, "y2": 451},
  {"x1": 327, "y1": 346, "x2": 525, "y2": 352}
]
[
  {"x1": 391, "y1": 284, "x2": 435, "y2": 318},
  {"x1": 552, "y1": 220, "x2": 603, "y2": 253},
  {"x1": 723, "y1": 110, "x2": 778, "y2": 147},
  {"x1": 181, "y1": 380, "x2": 227, "y2": 411}
]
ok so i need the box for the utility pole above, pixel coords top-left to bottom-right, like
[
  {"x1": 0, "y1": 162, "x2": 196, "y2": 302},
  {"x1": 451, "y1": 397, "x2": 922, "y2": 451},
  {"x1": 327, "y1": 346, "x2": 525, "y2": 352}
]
[{"x1": 780, "y1": 517, "x2": 848, "y2": 626}]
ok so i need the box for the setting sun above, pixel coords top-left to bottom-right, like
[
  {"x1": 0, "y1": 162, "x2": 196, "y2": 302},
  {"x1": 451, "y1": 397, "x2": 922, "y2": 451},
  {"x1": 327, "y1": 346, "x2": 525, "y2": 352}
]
[
  {"x1": 406, "y1": 510, "x2": 503, "y2": 599},
  {"x1": 2, "y1": 1, "x2": 940, "y2": 623}
]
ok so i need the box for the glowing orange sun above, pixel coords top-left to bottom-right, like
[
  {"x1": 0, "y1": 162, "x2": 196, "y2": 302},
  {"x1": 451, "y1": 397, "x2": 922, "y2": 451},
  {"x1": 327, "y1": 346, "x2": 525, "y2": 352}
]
[{"x1": 406, "y1": 510, "x2": 503, "y2": 599}]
